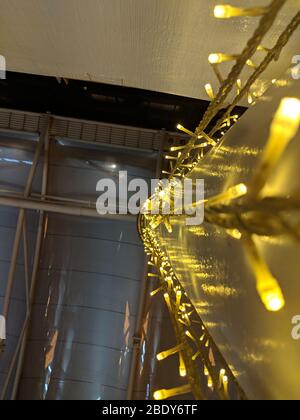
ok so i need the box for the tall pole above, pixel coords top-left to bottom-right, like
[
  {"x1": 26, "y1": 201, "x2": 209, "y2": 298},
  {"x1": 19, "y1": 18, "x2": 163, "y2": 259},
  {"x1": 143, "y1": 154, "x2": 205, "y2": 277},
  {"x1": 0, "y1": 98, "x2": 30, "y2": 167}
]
[
  {"x1": 10, "y1": 116, "x2": 51, "y2": 399},
  {"x1": 126, "y1": 131, "x2": 165, "y2": 400},
  {"x1": 0, "y1": 117, "x2": 51, "y2": 400},
  {"x1": 2, "y1": 117, "x2": 51, "y2": 321}
]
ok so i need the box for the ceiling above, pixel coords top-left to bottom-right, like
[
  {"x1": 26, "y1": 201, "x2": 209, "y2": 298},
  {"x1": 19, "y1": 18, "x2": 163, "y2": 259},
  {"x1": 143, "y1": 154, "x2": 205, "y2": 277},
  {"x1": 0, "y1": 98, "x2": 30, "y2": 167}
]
[{"x1": 0, "y1": 0, "x2": 299, "y2": 100}]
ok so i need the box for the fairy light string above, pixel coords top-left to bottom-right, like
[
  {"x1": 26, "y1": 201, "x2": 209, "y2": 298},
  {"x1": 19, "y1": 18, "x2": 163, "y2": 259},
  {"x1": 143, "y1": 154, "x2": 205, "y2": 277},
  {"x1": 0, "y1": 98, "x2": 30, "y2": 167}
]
[
  {"x1": 211, "y1": 10, "x2": 300, "y2": 138},
  {"x1": 139, "y1": 216, "x2": 248, "y2": 401},
  {"x1": 169, "y1": 0, "x2": 288, "y2": 178},
  {"x1": 138, "y1": 1, "x2": 300, "y2": 400}
]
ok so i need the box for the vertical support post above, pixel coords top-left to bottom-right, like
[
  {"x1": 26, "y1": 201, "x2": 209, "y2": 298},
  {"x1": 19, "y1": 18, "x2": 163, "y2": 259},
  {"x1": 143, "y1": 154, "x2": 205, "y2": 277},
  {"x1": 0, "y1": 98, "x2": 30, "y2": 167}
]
[
  {"x1": 0, "y1": 116, "x2": 51, "y2": 400},
  {"x1": 126, "y1": 131, "x2": 166, "y2": 400},
  {"x1": 22, "y1": 216, "x2": 30, "y2": 316},
  {"x1": 2, "y1": 117, "x2": 50, "y2": 320},
  {"x1": 10, "y1": 117, "x2": 51, "y2": 400}
]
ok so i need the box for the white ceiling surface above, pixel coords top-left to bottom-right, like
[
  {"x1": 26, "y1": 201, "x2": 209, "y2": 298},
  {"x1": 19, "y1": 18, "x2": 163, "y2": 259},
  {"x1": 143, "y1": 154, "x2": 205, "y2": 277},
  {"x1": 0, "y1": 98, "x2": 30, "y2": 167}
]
[{"x1": 0, "y1": 0, "x2": 299, "y2": 100}]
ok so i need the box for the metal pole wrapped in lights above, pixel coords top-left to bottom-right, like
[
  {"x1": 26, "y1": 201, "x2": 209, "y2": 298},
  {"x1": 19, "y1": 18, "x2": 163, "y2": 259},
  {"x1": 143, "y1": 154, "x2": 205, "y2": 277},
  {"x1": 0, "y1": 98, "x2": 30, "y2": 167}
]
[{"x1": 214, "y1": 4, "x2": 270, "y2": 19}]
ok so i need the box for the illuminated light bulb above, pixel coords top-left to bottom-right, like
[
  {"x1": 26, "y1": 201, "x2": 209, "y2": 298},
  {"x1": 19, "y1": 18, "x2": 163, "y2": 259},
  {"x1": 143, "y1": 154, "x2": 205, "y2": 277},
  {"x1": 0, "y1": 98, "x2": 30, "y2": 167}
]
[
  {"x1": 176, "y1": 290, "x2": 182, "y2": 307},
  {"x1": 257, "y1": 45, "x2": 271, "y2": 52},
  {"x1": 204, "y1": 366, "x2": 209, "y2": 376},
  {"x1": 170, "y1": 145, "x2": 186, "y2": 152},
  {"x1": 150, "y1": 287, "x2": 162, "y2": 297},
  {"x1": 251, "y1": 97, "x2": 300, "y2": 196},
  {"x1": 206, "y1": 183, "x2": 247, "y2": 207},
  {"x1": 231, "y1": 183, "x2": 247, "y2": 196},
  {"x1": 272, "y1": 79, "x2": 289, "y2": 88},
  {"x1": 207, "y1": 376, "x2": 213, "y2": 389},
  {"x1": 179, "y1": 305, "x2": 186, "y2": 313},
  {"x1": 153, "y1": 384, "x2": 192, "y2": 401},
  {"x1": 174, "y1": 172, "x2": 183, "y2": 178},
  {"x1": 165, "y1": 276, "x2": 173, "y2": 288},
  {"x1": 236, "y1": 78, "x2": 242, "y2": 94},
  {"x1": 205, "y1": 83, "x2": 215, "y2": 100},
  {"x1": 256, "y1": 275, "x2": 285, "y2": 312},
  {"x1": 185, "y1": 330, "x2": 196, "y2": 342},
  {"x1": 192, "y1": 350, "x2": 201, "y2": 361},
  {"x1": 177, "y1": 124, "x2": 194, "y2": 137},
  {"x1": 156, "y1": 343, "x2": 184, "y2": 361},
  {"x1": 226, "y1": 229, "x2": 242, "y2": 240},
  {"x1": 219, "y1": 368, "x2": 226, "y2": 385},
  {"x1": 244, "y1": 235, "x2": 285, "y2": 312},
  {"x1": 179, "y1": 353, "x2": 187, "y2": 377},
  {"x1": 246, "y1": 59, "x2": 257, "y2": 69},
  {"x1": 147, "y1": 273, "x2": 158, "y2": 278},
  {"x1": 205, "y1": 339, "x2": 209, "y2": 348},
  {"x1": 276, "y1": 97, "x2": 300, "y2": 129},
  {"x1": 162, "y1": 170, "x2": 171, "y2": 175},
  {"x1": 165, "y1": 155, "x2": 177, "y2": 160},
  {"x1": 214, "y1": 5, "x2": 232, "y2": 18},
  {"x1": 222, "y1": 375, "x2": 229, "y2": 398},
  {"x1": 199, "y1": 132, "x2": 218, "y2": 146},
  {"x1": 194, "y1": 142, "x2": 208, "y2": 149},
  {"x1": 208, "y1": 53, "x2": 237, "y2": 64},
  {"x1": 248, "y1": 92, "x2": 254, "y2": 104},
  {"x1": 214, "y1": 4, "x2": 270, "y2": 19}
]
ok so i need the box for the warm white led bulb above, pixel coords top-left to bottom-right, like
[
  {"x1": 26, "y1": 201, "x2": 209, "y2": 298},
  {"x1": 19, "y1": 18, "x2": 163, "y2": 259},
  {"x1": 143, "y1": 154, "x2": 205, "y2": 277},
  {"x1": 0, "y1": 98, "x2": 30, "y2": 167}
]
[
  {"x1": 209, "y1": 53, "x2": 237, "y2": 64},
  {"x1": 214, "y1": 4, "x2": 270, "y2": 19},
  {"x1": 214, "y1": 5, "x2": 232, "y2": 18},
  {"x1": 205, "y1": 83, "x2": 215, "y2": 99}
]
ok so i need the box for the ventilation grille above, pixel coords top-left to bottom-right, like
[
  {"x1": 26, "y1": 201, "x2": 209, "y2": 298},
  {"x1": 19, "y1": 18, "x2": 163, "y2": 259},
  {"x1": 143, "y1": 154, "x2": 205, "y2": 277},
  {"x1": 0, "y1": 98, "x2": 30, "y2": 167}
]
[{"x1": 0, "y1": 108, "x2": 184, "y2": 151}]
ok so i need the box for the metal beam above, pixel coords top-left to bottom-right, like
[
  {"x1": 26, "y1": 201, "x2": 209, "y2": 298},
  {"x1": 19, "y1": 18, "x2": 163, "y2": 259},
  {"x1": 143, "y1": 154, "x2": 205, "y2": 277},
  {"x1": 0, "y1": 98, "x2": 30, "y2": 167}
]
[
  {"x1": 0, "y1": 195, "x2": 136, "y2": 222},
  {"x1": 1, "y1": 117, "x2": 51, "y2": 321},
  {"x1": 10, "y1": 124, "x2": 51, "y2": 399},
  {"x1": 0, "y1": 117, "x2": 51, "y2": 400}
]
